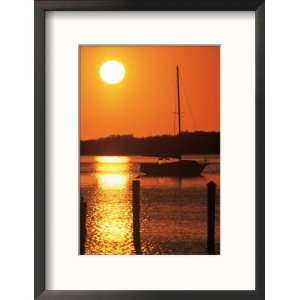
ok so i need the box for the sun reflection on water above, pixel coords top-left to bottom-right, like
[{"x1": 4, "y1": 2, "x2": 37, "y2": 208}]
[
  {"x1": 96, "y1": 173, "x2": 128, "y2": 189},
  {"x1": 85, "y1": 156, "x2": 134, "y2": 255},
  {"x1": 96, "y1": 156, "x2": 129, "y2": 173},
  {"x1": 95, "y1": 156, "x2": 129, "y2": 164}
]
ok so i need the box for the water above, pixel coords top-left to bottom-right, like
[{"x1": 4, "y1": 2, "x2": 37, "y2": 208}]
[{"x1": 80, "y1": 155, "x2": 220, "y2": 255}]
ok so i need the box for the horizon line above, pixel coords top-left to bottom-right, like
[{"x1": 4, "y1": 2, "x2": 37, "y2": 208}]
[{"x1": 81, "y1": 130, "x2": 220, "y2": 142}]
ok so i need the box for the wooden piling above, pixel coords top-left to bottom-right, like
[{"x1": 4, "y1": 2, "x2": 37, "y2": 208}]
[
  {"x1": 132, "y1": 180, "x2": 142, "y2": 255},
  {"x1": 207, "y1": 181, "x2": 216, "y2": 255},
  {"x1": 80, "y1": 197, "x2": 87, "y2": 255}
]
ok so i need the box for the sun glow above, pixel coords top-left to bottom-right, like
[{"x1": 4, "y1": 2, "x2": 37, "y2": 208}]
[
  {"x1": 96, "y1": 173, "x2": 128, "y2": 190},
  {"x1": 96, "y1": 156, "x2": 129, "y2": 164},
  {"x1": 99, "y1": 60, "x2": 126, "y2": 84},
  {"x1": 95, "y1": 156, "x2": 129, "y2": 172}
]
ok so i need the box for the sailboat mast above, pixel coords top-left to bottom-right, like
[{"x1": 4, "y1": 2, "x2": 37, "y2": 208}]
[{"x1": 176, "y1": 65, "x2": 181, "y2": 136}]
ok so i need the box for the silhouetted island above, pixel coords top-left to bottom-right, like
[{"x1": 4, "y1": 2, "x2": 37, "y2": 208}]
[{"x1": 81, "y1": 131, "x2": 220, "y2": 156}]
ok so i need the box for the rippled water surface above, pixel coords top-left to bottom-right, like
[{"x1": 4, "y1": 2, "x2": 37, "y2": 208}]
[{"x1": 80, "y1": 155, "x2": 220, "y2": 255}]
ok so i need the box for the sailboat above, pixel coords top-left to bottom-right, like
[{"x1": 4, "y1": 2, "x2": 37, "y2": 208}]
[{"x1": 140, "y1": 66, "x2": 208, "y2": 177}]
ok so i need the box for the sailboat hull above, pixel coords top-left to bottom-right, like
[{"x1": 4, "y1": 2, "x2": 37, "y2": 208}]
[{"x1": 140, "y1": 160, "x2": 207, "y2": 177}]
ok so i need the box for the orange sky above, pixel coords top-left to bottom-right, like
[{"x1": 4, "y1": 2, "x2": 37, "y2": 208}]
[{"x1": 80, "y1": 46, "x2": 220, "y2": 140}]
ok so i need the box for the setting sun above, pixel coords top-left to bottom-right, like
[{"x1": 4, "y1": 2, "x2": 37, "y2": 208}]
[{"x1": 99, "y1": 60, "x2": 125, "y2": 84}]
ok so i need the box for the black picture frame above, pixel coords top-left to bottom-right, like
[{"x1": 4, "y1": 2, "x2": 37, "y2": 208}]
[{"x1": 35, "y1": 0, "x2": 265, "y2": 299}]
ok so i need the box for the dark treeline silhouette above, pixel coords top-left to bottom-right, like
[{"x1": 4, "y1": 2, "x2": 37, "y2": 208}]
[{"x1": 81, "y1": 131, "x2": 220, "y2": 156}]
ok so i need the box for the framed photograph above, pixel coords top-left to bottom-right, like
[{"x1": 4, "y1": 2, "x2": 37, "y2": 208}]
[{"x1": 35, "y1": 0, "x2": 264, "y2": 299}]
